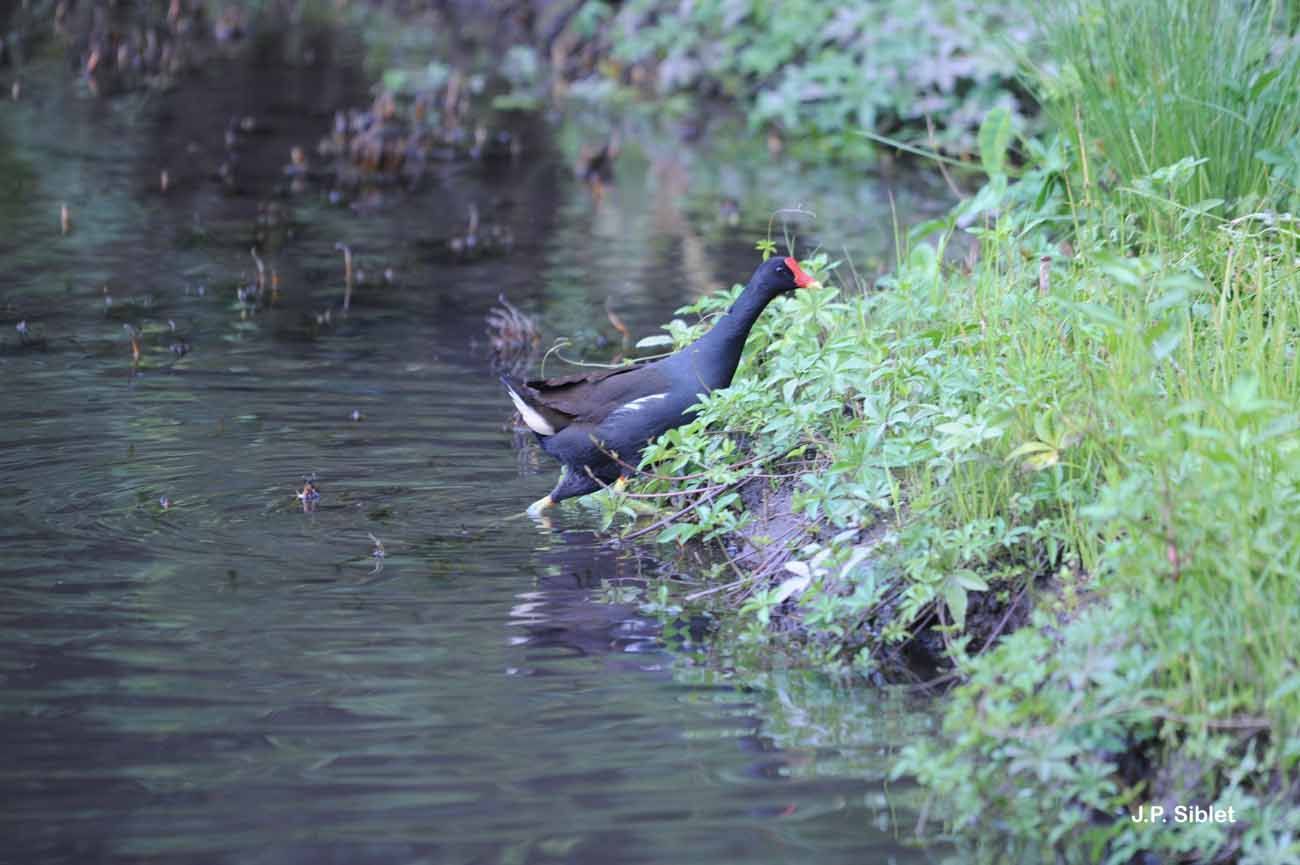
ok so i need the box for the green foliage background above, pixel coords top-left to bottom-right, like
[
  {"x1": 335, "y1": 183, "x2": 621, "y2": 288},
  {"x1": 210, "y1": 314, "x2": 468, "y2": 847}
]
[
  {"x1": 572, "y1": 0, "x2": 1033, "y2": 159},
  {"x1": 583, "y1": 0, "x2": 1300, "y2": 860}
]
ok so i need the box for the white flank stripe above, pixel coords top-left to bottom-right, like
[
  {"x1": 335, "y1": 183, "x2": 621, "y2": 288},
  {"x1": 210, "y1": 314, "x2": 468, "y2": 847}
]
[
  {"x1": 506, "y1": 387, "x2": 556, "y2": 436},
  {"x1": 613, "y1": 393, "x2": 669, "y2": 417}
]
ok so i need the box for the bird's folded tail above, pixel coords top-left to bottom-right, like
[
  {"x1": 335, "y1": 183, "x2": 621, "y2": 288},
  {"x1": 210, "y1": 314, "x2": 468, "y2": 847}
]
[{"x1": 499, "y1": 374, "x2": 571, "y2": 437}]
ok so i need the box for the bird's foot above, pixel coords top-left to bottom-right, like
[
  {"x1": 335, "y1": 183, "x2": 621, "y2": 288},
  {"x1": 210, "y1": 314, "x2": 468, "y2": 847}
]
[
  {"x1": 526, "y1": 495, "x2": 555, "y2": 530},
  {"x1": 498, "y1": 496, "x2": 558, "y2": 530}
]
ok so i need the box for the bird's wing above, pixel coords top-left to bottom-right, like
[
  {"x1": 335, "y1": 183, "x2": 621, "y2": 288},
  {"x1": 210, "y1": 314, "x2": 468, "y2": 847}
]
[{"x1": 526, "y1": 361, "x2": 673, "y2": 425}]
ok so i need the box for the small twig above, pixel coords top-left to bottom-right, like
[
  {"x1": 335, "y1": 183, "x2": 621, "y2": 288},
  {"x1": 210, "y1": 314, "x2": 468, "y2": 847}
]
[
  {"x1": 620, "y1": 483, "x2": 731, "y2": 500},
  {"x1": 550, "y1": 346, "x2": 632, "y2": 369},
  {"x1": 925, "y1": 114, "x2": 962, "y2": 198},
  {"x1": 367, "y1": 532, "x2": 385, "y2": 575},
  {"x1": 1074, "y1": 102, "x2": 1092, "y2": 207},
  {"x1": 764, "y1": 206, "x2": 817, "y2": 257},
  {"x1": 1159, "y1": 468, "x2": 1181, "y2": 582},
  {"x1": 624, "y1": 483, "x2": 735, "y2": 540},
  {"x1": 124, "y1": 324, "x2": 141, "y2": 365},
  {"x1": 600, "y1": 443, "x2": 786, "y2": 484},
  {"x1": 746, "y1": 470, "x2": 807, "y2": 481},
  {"x1": 538, "y1": 338, "x2": 630, "y2": 377},
  {"x1": 336, "y1": 243, "x2": 354, "y2": 310},
  {"x1": 250, "y1": 247, "x2": 265, "y2": 293},
  {"x1": 982, "y1": 702, "x2": 1272, "y2": 742},
  {"x1": 857, "y1": 129, "x2": 976, "y2": 171},
  {"x1": 605, "y1": 297, "x2": 630, "y2": 346},
  {"x1": 841, "y1": 244, "x2": 865, "y2": 294},
  {"x1": 685, "y1": 573, "x2": 764, "y2": 601},
  {"x1": 899, "y1": 670, "x2": 964, "y2": 694},
  {"x1": 980, "y1": 578, "x2": 1033, "y2": 653}
]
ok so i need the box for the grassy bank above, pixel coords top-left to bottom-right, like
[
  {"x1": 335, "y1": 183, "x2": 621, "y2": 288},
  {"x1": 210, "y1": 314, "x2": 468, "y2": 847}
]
[{"x1": 593, "y1": 0, "x2": 1300, "y2": 860}]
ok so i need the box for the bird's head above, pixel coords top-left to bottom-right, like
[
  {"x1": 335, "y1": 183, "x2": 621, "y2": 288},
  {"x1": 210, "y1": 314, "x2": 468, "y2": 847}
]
[{"x1": 752, "y1": 255, "x2": 820, "y2": 294}]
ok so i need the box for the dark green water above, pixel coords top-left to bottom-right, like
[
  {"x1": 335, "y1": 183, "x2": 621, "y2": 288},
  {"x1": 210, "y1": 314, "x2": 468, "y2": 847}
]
[{"x1": 1, "y1": 19, "x2": 951, "y2": 865}]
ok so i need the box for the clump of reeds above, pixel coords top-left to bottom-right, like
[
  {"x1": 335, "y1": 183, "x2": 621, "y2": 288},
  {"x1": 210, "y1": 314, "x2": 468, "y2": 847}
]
[
  {"x1": 1030, "y1": 0, "x2": 1300, "y2": 212},
  {"x1": 486, "y1": 294, "x2": 540, "y2": 374}
]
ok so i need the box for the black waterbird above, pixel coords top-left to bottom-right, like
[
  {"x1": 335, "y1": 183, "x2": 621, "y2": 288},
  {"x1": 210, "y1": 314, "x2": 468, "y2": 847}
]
[{"x1": 502, "y1": 256, "x2": 819, "y2": 514}]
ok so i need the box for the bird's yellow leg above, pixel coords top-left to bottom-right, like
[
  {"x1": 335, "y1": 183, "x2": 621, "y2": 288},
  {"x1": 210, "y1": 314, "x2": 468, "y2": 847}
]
[{"x1": 527, "y1": 495, "x2": 555, "y2": 516}]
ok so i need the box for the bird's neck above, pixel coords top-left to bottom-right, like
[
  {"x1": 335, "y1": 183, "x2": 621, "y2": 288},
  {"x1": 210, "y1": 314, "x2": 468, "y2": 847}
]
[{"x1": 687, "y1": 282, "x2": 777, "y2": 390}]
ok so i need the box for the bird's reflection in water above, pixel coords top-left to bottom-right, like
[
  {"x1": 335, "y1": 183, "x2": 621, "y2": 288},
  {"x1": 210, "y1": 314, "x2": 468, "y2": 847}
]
[
  {"x1": 489, "y1": 526, "x2": 912, "y2": 854},
  {"x1": 507, "y1": 528, "x2": 663, "y2": 664}
]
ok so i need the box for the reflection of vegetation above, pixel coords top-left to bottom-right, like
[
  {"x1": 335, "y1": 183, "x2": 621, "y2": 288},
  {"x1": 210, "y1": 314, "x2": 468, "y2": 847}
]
[
  {"x1": 0, "y1": 126, "x2": 39, "y2": 245},
  {"x1": 0, "y1": 76, "x2": 152, "y2": 294},
  {"x1": 672, "y1": 665, "x2": 939, "y2": 840},
  {"x1": 528, "y1": 99, "x2": 947, "y2": 359}
]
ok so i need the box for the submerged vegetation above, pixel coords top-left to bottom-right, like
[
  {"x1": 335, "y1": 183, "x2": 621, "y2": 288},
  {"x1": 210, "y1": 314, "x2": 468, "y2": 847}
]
[{"x1": 563, "y1": 0, "x2": 1300, "y2": 860}]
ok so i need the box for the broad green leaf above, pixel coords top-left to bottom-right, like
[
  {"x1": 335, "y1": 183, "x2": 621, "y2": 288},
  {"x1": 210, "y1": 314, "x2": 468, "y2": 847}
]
[
  {"x1": 1005, "y1": 440, "x2": 1056, "y2": 462},
  {"x1": 1024, "y1": 450, "x2": 1060, "y2": 471},
  {"x1": 783, "y1": 560, "x2": 811, "y2": 579},
  {"x1": 635, "y1": 334, "x2": 675, "y2": 349},
  {"x1": 978, "y1": 106, "x2": 1012, "y2": 177},
  {"x1": 1250, "y1": 68, "x2": 1281, "y2": 100},
  {"x1": 943, "y1": 582, "x2": 968, "y2": 631},
  {"x1": 1096, "y1": 257, "x2": 1143, "y2": 288},
  {"x1": 1270, "y1": 674, "x2": 1300, "y2": 707},
  {"x1": 773, "y1": 573, "x2": 811, "y2": 604},
  {"x1": 1071, "y1": 301, "x2": 1125, "y2": 330}
]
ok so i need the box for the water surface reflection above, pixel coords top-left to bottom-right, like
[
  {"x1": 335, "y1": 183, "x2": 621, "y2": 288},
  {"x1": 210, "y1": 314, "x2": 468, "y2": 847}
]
[{"x1": 1, "y1": 19, "x2": 947, "y2": 865}]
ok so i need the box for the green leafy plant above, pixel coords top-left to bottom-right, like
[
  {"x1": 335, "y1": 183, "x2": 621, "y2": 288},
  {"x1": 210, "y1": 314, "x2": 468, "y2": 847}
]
[{"x1": 564, "y1": 0, "x2": 1036, "y2": 159}]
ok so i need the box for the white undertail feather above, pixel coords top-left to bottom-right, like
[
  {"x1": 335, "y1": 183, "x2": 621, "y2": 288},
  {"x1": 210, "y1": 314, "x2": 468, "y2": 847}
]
[{"x1": 505, "y1": 383, "x2": 556, "y2": 436}]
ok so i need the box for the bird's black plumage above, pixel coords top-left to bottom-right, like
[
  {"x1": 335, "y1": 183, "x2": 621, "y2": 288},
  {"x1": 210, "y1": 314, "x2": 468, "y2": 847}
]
[{"x1": 503, "y1": 256, "x2": 818, "y2": 511}]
